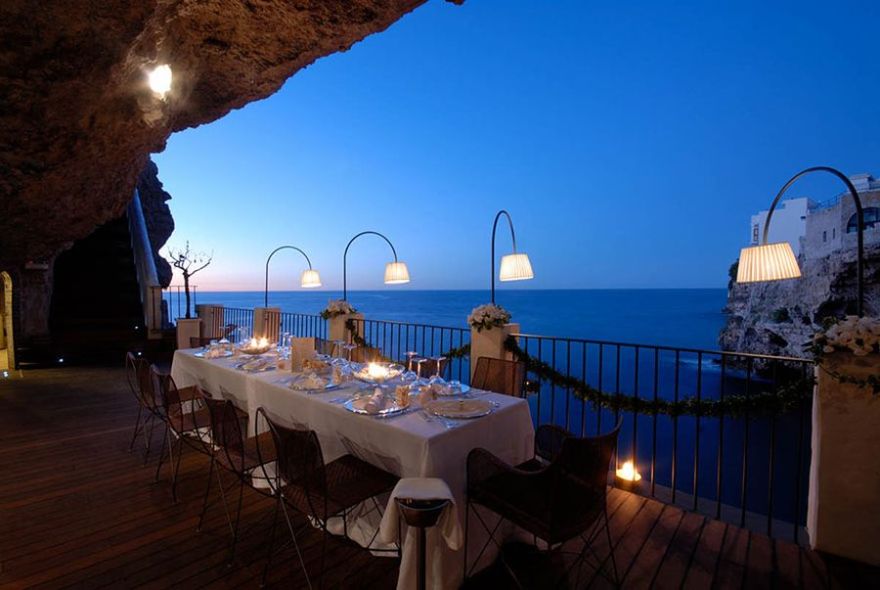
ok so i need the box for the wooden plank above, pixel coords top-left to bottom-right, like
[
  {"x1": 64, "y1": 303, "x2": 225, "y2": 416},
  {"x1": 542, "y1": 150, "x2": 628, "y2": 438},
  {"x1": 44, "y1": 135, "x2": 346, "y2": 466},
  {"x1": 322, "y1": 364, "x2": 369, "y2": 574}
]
[
  {"x1": 682, "y1": 515, "x2": 726, "y2": 589},
  {"x1": 743, "y1": 531, "x2": 774, "y2": 590},
  {"x1": 623, "y1": 503, "x2": 684, "y2": 587},
  {"x1": 650, "y1": 510, "x2": 706, "y2": 589},
  {"x1": 713, "y1": 522, "x2": 748, "y2": 589}
]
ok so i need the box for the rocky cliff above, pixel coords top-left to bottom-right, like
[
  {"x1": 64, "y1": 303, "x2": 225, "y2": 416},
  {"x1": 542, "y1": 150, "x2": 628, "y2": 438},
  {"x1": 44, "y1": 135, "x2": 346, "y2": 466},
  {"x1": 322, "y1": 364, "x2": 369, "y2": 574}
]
[
  {"x1": 136, "y1": 159, "x2": 174, "y2": 287},
  {"x1": 720, "y1": 245, "x2": 880, "y2": 358},
  {"x1": 0, "y1": 0, "x2": 461, "y2": 270}
]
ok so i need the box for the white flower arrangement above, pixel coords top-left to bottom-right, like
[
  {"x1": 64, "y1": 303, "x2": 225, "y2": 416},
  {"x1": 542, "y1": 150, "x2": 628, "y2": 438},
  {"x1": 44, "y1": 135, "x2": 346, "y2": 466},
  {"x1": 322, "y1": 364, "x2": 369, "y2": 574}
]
[
  {"x1": 468, "y1": 303, "x2": 512, "y2": 333},
  {"x1": 320, "y1": 299, "x2": 357, "y2": 320},
  {"x1": 808, "y1": 315, "x2": 880, "y2": 394},
  {"x1": 810, "y1": 316, "x2": 880, "y2": 358}
]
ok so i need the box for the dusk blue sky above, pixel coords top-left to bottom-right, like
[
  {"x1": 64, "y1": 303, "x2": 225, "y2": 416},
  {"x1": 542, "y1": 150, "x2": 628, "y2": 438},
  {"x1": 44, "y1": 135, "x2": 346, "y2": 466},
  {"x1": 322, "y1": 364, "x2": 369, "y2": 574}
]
[{"x1": 154, "y1": 0, "x2": 880, "y2": 292}]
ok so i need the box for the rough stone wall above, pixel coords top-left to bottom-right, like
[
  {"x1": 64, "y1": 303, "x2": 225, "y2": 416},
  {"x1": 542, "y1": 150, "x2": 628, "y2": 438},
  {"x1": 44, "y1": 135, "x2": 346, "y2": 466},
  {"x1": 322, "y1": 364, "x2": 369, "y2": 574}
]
[
  {"x1": 0, "y1": 0, "x2": 460, "y2": 270},
  {"x1": 720, "y1": 245, "x2": 880, "y2": 357},
  {"x1": 136, "y1": 159, "x2": 174, "y2": 287}
]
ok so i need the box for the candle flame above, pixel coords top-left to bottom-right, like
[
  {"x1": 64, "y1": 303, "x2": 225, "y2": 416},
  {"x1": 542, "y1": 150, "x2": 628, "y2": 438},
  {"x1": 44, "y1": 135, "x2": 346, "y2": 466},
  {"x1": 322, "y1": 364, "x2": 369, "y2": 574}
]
[
  {"x1": 616, "y1": 461, "x2": 641, "y2": 482},
  {"x1": 367, "y1": 362, "x2": 390, "y2": 379}
]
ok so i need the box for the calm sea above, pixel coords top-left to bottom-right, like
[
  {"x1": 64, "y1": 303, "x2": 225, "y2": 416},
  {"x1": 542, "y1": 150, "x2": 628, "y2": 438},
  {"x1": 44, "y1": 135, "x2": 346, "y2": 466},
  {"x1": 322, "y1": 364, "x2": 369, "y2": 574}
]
[{"x1": 180, "y1": 288, "x2": 729, "y2": 351}]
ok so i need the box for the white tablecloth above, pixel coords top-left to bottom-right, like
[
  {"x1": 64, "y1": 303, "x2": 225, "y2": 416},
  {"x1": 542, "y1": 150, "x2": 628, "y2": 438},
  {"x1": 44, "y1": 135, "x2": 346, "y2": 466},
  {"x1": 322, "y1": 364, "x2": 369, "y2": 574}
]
[{"x1": 170, "y1": 349, "x2": 535, "y2": 589}]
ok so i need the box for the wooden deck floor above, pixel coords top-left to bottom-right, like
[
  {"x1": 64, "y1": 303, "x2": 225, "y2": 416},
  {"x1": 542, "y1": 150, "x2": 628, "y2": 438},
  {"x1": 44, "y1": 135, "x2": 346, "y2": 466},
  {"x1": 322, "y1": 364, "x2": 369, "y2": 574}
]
[{"x1": 1, "y1": 366, "x2": 876, "y2": 589}]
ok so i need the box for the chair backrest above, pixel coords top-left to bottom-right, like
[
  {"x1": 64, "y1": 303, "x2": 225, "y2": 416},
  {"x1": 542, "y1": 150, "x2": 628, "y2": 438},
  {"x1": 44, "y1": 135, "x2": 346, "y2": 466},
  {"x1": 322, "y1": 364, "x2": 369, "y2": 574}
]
[
  {"x1": 204, "y1": 396, "x2": 246, "y2": 473},
  {"x1": 351, "y1": 346, "x2": 382, "y2": 363},
  {"x1": 415, "y1": 357, "x2": 449, "y2": 379},
  {"x1": 545, "y1": 421, "x2": 621, "y2": 537},
  {"x1": 150, "y1": 366, "x2": 188, "y2": 423},
  {"x1": 125, "y1": 352, "x2": 146, "y2": 403},
  {"x1": 255, "y1": 407, "x2": 328, "y2": 521},
  {"x1": 315, "y1": 338, "x2": 337, "y2": 356},
  {"x1": 471, "y1": 357, "x2": 525, "y2": 397}
]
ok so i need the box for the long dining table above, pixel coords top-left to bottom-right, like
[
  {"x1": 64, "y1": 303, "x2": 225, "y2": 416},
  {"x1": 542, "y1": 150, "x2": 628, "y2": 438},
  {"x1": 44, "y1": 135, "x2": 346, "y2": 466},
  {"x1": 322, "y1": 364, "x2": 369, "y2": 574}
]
[{"x1": 170, "y1": 348, "x2": 535, "y2": 590}]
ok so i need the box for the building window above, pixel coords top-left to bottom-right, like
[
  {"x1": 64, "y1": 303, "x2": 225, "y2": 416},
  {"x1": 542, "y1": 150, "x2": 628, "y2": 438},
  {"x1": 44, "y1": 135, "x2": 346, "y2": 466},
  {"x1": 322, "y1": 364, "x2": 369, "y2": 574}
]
[
  {"x1": 833, "y1": 228, "x2": 836, "y2": 239},
  {"x1": 752, "y1": 224, "x2": 759, "y2": 244},
  {"x1": 823, "y1": 231, "x2": 827, "y2": 243},
  {"x1": 846, "y1": 207, "x2": 880, "y2": 233}
]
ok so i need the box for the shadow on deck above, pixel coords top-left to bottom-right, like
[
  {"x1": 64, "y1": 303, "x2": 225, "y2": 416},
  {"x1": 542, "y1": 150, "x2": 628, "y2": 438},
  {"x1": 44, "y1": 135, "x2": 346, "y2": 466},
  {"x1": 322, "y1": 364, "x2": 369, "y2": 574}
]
[{"x1": 0, "y1": 367, "x2": 877, "y2": 589}]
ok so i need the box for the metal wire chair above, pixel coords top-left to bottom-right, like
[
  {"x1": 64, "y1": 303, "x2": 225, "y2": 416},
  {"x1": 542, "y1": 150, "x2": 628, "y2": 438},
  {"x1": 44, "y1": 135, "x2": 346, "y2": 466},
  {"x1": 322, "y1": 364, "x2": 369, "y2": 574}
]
[
  {"x1": 464, "y1": 421, "x2": 622, "y2": 588},
  {"x1": 471, "y1": 356, "x2": 526, "y2": 397},
  {"x1": 125, "y1": 351, "x2": 160, "y2": 462},
  {"x1": 196, "y1": 396, "x2": 276, "y2": 564},
  {"x1": 150, "y1": 366, "x2": 211, "y2": 502},
  {"x1": 254, "y1": 407, "x2": 399, "y2": 588}
]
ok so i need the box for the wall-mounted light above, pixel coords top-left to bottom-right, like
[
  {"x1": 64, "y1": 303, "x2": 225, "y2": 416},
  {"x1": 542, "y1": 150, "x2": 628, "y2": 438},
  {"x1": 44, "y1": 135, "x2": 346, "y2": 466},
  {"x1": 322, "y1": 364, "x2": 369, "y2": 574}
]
[{"x1": 148, "y1": 64, "x2": 172, "y2": 99}]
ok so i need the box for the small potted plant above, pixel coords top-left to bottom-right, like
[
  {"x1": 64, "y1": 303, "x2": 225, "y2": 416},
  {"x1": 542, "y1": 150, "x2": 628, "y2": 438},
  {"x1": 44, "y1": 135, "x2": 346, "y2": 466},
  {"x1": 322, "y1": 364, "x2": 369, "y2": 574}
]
[{"x1": 167, "y1": 242, "x2": 213, "y2": 348}]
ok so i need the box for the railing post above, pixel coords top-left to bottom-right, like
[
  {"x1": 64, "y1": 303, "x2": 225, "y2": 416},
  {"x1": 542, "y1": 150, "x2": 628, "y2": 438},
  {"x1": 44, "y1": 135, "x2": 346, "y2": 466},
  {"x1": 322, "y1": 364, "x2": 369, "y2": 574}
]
[
  {"x1": 196, "y1": 304, "x2": 225, "y2": 339},
  {"x1": 807, "y1": 352, "x2": 880, "y2": 565},
  {"x1": 469, "y1": 321, "x2": 520, "y2": 381},
  {"x1": 253, "y1": 307, "x2": 281, "y2": 342},
  {"x1": 328, "y1": 312, "x2": 363, "y2": 344}
]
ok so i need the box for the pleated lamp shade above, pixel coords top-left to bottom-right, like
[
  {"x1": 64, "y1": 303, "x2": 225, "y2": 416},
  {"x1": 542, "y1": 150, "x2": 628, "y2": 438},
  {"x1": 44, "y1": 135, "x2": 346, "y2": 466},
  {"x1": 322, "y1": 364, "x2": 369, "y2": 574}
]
[
  {"x1": 499, "y1": 253, "x2": 534, "y2": 282},
  {"x1": 736, "y1": 242, "x2": 801, "y2": 283},
  {"x1": 300, "y1": 269, "x2": 322, "y2": 288},
  {"x1": 384, "y1": 261, "x2": 410, "y2": 285}
]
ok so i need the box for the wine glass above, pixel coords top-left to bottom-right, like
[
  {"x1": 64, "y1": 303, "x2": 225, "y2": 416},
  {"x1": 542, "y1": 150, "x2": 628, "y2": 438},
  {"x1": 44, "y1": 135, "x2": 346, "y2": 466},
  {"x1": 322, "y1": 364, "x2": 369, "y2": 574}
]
[
  {"x1": 403, "y1": 351, "x2": 419, "y2": 381},
  {"x1": 430, "y1": 356, "x2": 447, "y2": 378},
  {"x1": 342, "y1": 342, "x2": 358, "y2": 363}
]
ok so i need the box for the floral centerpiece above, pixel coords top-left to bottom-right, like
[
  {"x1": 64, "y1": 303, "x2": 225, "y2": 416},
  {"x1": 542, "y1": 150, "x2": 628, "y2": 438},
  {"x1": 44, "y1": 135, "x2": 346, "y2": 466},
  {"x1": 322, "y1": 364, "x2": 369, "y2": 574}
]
[
  {"x1": 320, "y1": 299, "x2": 357, "y2": 320},
  {"x1": 467, "y1": 303, "x2": 512, "y2": 333},
  {"x1": 808, "y1": 315, "x2": 880, "y2": 393}
]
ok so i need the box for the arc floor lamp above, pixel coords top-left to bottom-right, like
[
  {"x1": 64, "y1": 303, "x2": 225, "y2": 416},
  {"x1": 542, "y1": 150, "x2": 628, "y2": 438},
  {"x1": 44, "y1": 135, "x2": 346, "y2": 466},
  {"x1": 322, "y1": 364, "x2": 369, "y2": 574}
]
[
  {"x1": 264, "y1": 245, "x2": 321, "y2": 307},
  {"x1": 490, "y1": 210, "x2": 534, "y2": 304},
  {"x1": 737, "y1": 166, "x2": 866, "y2": 316},
  {"x1": 343, "y1": 231, "x2": 410, "y2": 301}
]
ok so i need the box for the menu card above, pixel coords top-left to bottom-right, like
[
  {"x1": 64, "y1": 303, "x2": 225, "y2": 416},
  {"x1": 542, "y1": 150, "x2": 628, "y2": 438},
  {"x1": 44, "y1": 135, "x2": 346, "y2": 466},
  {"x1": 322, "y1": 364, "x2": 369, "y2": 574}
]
[{"x1": 291, "y1": 337, "x2": 316, "y2": 372}]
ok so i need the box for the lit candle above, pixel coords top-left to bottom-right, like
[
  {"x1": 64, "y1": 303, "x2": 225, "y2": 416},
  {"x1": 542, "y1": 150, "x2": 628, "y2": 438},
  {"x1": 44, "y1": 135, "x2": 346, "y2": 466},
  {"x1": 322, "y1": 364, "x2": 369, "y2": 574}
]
[
  {"x1": 615, "y1": 460, "x2": 642, "y2": 492},
  {"x1": 367, "y1": 362, "x2": 390, "y2": 380}
]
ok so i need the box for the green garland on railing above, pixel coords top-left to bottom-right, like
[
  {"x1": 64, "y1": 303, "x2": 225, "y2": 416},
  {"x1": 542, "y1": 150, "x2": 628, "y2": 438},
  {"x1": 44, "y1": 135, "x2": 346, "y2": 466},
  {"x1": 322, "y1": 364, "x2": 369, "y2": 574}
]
[
  {"x1": 503, "y1": 336, "x2": 814, "y2": 417},
  {"x1": 344, "y1": 319, "x2": 471, "y2": 362}
]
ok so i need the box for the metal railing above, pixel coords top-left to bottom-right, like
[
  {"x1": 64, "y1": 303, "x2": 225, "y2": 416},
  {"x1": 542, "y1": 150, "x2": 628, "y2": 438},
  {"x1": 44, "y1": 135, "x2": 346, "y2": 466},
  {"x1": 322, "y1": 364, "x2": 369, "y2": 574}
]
[
  {"x1": 512, "y1": 332, "x2": 814, "y2": 543},
  {"x1": 222, "y1": 307, "x2": 254, "y2": 339},
  {"x1": 280, "y1": 312, "x2": 327, "y2": 340},
  {"x1": 347, "y1": 318, "x2": 471, "y2": 382},
  {"x1": 162, "y1": 284, "x2": 198, "y2": 325}
]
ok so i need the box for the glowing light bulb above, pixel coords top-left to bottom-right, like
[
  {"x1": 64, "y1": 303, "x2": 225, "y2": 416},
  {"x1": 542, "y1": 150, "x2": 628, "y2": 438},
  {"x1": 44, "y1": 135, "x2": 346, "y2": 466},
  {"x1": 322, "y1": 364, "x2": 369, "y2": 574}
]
[{"x1": 148, "y1": 64, "x2": 172, "y2": 98}]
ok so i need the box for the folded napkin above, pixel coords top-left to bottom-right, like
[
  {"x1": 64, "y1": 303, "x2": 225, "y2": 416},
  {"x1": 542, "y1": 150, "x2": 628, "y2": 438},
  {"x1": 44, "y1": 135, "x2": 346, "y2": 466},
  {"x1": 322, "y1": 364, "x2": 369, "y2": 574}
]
[
  {"x1": 290, "y1": 372, "x2": 327, "y2": 390},
  {"x1": 363, "y1": 388, "x2": 389, "y2": 414},
  {"x1": 379, "y1": 478, "x2": 462, "y2": 590},
  {"x1": 379, "y1": 477, "x2": 461, "y2": 548}
]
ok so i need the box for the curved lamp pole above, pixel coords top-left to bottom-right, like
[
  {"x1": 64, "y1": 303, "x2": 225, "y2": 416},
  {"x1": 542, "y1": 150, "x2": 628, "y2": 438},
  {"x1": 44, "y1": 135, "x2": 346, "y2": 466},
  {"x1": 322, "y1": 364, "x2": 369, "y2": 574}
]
[
  {"x1": 343, "y1": 231, "x2": 410, "y2": 301},
  {"x1": 491, "y1": 210, "x2": 534, "y2": 304},
  {"x1": 264, "y1": 245, "x2": 321, "y2": 307},
  {"x1": 737, "y1": 166, "x2": 865, "y2": 315}
]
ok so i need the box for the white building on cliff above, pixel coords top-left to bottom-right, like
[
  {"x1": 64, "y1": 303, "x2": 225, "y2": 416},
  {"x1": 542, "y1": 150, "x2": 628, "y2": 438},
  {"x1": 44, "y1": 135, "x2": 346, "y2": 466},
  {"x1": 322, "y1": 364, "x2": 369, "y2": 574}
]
[{"x1": 747, "y1": 172, "x2": 880, "y2": 259}]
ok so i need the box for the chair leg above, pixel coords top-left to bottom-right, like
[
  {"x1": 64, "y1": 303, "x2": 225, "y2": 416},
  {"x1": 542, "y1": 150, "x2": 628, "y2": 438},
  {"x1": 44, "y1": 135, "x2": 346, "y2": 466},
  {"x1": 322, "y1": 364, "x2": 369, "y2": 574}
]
[
  {"x1": 197, "y1": 455, "x2": 215, "y2": 532},
  {"x1": 128, "y1": 406, "x2": 143, "y2": 452},
  {"x1": 280, "y1": 498, "x2": 313, "y2": 590},
  {"x1": 154, "y1": 423, "x2": 169, "y2": 482},
  {"x1": 463, "y1": 500, "x2": 470, "y2": 580},
  {"x1": 260, "y1": 497, "x2": 281, "y2": 588},
  {"x1": 603, "y1": 510, "x2": 620, "y2": 588},
  {"x1": 170, "y1": 433, "x2": 184, "y2": 503},
  {"x1": 227, "y1": 477, "x2": 245, "y2": 566},
  {"x1": 142, "y1": 414, "x2": 155, "y2": 465}
]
